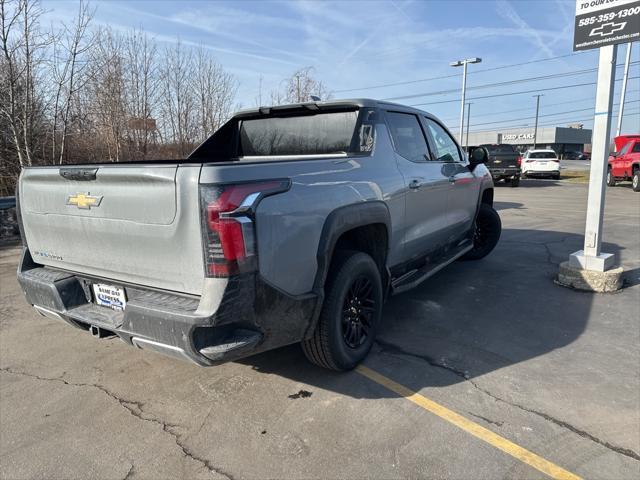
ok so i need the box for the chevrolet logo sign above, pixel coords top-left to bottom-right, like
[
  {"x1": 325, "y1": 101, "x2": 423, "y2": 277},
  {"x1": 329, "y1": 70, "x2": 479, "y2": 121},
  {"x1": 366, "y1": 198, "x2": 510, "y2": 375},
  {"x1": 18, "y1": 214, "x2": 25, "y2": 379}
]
[
  {"x1": 67, "y1": 193, "x2": 103, "y2": 209},
  {"x1": 590, "y1": 21, "x2": 626, "y2": 38}
]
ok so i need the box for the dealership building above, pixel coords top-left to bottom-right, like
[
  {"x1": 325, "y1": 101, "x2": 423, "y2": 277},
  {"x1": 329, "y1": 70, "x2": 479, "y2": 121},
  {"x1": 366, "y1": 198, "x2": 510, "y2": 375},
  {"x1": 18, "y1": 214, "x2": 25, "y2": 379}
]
[{"x1": 461, "y1": 126, "x2": 592, "y2": 156}]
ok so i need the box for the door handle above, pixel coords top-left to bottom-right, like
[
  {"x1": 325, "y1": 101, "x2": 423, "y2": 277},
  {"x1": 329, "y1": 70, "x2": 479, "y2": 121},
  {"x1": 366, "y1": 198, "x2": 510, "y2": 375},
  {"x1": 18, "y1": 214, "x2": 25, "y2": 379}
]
[{"x1": 409, "y1": 179, "x2": 422, "y2": 190}]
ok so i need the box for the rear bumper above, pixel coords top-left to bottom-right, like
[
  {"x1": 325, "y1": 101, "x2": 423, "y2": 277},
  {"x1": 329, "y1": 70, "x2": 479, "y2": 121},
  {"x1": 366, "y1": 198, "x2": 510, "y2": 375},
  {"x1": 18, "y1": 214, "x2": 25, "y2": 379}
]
[
  {"x1": 524, "y1": 170, "x2": 560, "y2": 177},
  {"x1": 17, "y1": 248, "x2": 318, "y2": 366},
  {"x1": 489, "y1": 168, "x2": 520, "y2": 178}
]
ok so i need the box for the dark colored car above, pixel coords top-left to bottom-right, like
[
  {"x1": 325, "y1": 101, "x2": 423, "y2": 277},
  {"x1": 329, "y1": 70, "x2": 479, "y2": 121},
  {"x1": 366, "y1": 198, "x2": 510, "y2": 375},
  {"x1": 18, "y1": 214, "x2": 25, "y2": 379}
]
[
  {"x1": 563, "y1": 151, "x2": 589, "y2": 160},
  {"x1": 563, "y1": 151, "x2": 582, "y2": 160},
  {"x1": 479, "y1": 144, "x2": 522, "y2": 187}
]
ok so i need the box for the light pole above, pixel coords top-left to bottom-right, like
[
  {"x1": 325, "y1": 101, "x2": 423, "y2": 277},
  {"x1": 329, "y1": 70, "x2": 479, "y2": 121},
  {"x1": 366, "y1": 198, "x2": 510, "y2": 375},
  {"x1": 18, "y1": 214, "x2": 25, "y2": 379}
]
[
  {"x1": 532, "y1": 94, "x2": 543, "y2": 149},
  {"x1": 450, "y1": 57, "x2": 482, "y2": 143},
  {"x1": 465, "y1": 102, "x2": 472, "y2": 150},
  {"x1": 615, "y1": 42, "x2": 632, "y2": 137}
]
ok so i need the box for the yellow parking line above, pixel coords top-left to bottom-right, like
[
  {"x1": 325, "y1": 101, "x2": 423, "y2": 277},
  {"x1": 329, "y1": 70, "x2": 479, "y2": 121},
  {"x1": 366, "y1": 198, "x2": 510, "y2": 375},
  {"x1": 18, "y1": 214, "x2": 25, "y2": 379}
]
[{"x1": 356, "y1": 365, "x2": 581, "y2": 480}]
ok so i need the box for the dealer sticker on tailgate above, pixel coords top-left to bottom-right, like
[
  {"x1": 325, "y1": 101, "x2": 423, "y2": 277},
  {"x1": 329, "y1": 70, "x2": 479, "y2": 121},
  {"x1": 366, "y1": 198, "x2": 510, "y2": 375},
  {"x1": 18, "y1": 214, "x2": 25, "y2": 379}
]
[{"x1": 92, "y1": 283, "x2": 127, "y2": 311}]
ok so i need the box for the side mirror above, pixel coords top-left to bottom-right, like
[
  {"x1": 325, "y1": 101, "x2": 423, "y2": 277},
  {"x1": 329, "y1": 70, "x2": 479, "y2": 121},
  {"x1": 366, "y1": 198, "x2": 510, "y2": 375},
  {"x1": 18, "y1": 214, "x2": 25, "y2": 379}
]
[{"x1": 469, "y1": 147, "x2": 488, "y2": 170}]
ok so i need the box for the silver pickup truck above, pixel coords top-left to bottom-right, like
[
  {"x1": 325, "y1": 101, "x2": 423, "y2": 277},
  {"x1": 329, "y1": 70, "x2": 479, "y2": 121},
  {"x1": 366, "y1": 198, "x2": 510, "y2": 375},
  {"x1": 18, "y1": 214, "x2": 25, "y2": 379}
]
[{"x1": 16, "y1": 99, "x2": 500, "y2": 371}]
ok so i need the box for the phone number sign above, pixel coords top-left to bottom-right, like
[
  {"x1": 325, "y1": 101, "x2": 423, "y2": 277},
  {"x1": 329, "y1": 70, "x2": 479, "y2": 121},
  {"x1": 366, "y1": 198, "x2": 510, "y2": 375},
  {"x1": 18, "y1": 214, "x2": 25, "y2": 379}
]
[{"x1": 574, "y1": 0, "x2": 640, "y2": 51}]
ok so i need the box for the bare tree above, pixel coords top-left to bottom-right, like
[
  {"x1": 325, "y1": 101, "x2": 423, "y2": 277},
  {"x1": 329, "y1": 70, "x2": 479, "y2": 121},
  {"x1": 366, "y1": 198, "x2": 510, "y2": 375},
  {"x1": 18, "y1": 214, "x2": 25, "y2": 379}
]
[
  {"x1": 122, "y1": 28, "x2": 158, "y2": 160},
  {"x1": 158, "y1": 40, "x2": 197, "y2": 157},
  {"x1": 52, "y1": 0, "x2": 93, "y2": 164},
  {"x1": 88, "y1": 27, "x2": 126, "y2": 161},
  {"x1": 0, "y1": 0, "x2": 27, "y2": 168},
  {"x1": 193, "y1": 45, "x2": 237, "y2": 139},
  {"x1": 270, "y1": 67, "x2": 330, "y2": 105},
  {"x1": 1, "y1": 0, "x2": 241, "y2": 194},
  {"x1": 1, "y1": 0, "x2": 51, "y2": 173}
]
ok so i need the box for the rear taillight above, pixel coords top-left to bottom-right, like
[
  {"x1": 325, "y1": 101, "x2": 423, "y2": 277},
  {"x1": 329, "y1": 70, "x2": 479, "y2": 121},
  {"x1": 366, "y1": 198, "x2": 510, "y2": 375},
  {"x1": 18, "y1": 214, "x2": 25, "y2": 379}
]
[
  {"x1": 516, "y1": 156, "x2": 522, "y2": 167},
  {"x1": 200, "y1": 180, "x2": 289, "y2": 277}
]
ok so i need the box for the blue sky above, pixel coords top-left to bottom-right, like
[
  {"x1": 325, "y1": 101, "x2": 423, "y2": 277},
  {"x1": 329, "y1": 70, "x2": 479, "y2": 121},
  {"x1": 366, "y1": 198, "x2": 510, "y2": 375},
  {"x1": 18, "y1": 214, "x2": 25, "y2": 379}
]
[{"x1": 42, "y1": 0, "x2": 639, "y2": 134}]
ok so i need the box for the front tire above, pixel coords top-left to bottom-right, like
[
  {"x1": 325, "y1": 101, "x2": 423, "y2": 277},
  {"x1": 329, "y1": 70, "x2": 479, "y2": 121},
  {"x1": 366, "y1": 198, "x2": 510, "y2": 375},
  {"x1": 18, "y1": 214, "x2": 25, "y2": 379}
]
[
  {"x1": 633, "y1": 170, "x2": 640, "y2": 192},
  {"x1": 607, "y1": 168, "x2": 616, "y2": 187},
  {"x1": 302, "y1": 251, "x2": 383, "y2": 371},
  {"x1": 462, "y1": 203, "x2": 502, "y2": 261}
]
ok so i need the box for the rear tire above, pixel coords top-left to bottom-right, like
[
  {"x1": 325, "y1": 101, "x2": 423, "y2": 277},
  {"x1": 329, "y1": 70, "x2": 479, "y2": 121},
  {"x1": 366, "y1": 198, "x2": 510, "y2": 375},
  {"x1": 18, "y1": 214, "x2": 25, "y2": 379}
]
[
  {"x1": 462, "y1": 204, "x2": 501, "y2": 261},
  {"x1": 302, "y1": 251, "x2": 383, "y2": 371},
  {"x1": 607, "y1": 168, "x2": 616, "y2": 187},
  {"x1": 510, "y1": 177, "x2": 520, "y2": 187},
  {"x1": 633, "y1": 170, "x2": 640, "y2": 192}
]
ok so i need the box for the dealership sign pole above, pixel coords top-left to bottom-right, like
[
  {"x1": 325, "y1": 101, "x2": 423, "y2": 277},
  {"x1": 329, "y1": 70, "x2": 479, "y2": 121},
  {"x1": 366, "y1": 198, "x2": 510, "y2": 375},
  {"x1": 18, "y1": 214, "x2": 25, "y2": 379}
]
[{"x1": 568, "y1": 0, "x2": 639, "y2": 273}]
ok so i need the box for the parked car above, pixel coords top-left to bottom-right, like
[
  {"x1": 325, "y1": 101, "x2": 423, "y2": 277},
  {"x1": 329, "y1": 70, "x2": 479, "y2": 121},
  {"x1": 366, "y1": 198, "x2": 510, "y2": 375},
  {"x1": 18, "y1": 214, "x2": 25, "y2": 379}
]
[
  {"x1": 607, "y1": 135, "x2": 640, "y2": 191},
  {"x1": 16, "y1": 99, "x2": 500, "y2": 371},
  {"x1": 521, "y1": 149, "x2": 561, "y2": 179},
  {"x1": 563, "y1": 151, "x2": 584, "y2": 160},
  {"x1": 479, "y1": 143, "x2": 521, "y2": 187}
]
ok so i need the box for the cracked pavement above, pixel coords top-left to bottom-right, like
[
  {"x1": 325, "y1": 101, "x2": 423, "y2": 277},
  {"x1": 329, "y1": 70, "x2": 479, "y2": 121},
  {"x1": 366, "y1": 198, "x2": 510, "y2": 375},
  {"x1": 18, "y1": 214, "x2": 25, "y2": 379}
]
[{"x1": 1, "y1": 180, "x2": 639, "y2": 479}]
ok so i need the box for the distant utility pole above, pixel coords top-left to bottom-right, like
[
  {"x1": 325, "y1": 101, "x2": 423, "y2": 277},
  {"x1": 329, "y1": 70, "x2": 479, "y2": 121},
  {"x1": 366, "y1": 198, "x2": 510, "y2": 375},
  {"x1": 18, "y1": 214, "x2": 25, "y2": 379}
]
[
  {"x1": 465, "y1": 102, "x2": 472, "y2": 150},
  {"x1": 532, "y1": 94, "x2": 543, "y2": 149},
  {"x1": 615, "y1": 43, "x2": 632, "y2": 137},
  {"x1": 296, "y1": 74, "x2": 301, "y2": 102},
  {"x1": 450, "y1": 57, "x2": 482, "y2": 142}
]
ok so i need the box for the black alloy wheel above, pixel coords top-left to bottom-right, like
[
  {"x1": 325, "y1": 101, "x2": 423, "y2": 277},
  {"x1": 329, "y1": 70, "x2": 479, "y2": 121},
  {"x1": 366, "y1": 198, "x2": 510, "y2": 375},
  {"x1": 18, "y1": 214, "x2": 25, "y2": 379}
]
[
  {"x1": 302, "y1": 251, "x2": 383, "y2": 371},
  {"x1": 341, "y1": 275, "x2": 376, "y2": 348}
]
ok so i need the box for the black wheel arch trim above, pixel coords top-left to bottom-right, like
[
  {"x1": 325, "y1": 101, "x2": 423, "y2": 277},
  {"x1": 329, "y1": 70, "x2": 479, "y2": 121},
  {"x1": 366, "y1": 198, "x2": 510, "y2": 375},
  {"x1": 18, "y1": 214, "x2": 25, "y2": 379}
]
[
  {"x1": 303, "y1": 202, "x2": 391, "y2": 340},
  {"x1": 313, "y1": 201, "x2": 391, "y2": 293},
  {"x1": 473, "y1": 185, "x2": 494, "y2": 222}
]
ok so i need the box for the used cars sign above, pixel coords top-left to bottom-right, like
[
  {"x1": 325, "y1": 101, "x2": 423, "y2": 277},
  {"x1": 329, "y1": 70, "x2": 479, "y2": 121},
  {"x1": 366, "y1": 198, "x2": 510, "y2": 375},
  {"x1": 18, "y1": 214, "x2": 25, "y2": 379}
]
[{"x1": 573, "y1": 0, "x2": 640, "y2": 51}]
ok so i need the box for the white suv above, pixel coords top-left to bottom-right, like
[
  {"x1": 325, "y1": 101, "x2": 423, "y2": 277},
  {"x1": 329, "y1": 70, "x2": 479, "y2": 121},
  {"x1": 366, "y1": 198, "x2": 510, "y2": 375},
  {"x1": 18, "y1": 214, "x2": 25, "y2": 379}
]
[{"x1": 521, "y1": 149, "x2": 560, "y2": 179}]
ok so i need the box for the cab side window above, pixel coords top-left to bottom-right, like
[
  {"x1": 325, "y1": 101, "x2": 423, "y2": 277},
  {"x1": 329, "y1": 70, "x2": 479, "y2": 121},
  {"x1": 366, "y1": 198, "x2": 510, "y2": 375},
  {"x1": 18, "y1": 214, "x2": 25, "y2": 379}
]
[
  {"x1": 424, "y1": 118, "x2": 461, "y2": 163},
  {"x1": 632, "y1": 142, "x2": 640, "y2": 153},
  {"x1": 386, "y1": 111, "x2": 429, "y2": 162}
]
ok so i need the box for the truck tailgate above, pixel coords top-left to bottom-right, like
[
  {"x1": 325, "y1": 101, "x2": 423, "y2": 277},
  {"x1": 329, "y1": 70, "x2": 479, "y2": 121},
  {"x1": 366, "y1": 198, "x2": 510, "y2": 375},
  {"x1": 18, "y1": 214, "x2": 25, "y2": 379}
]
[
  {"x1": 19, "y1": 165, "x2": 205, "y2": 295},
  {"x1": 488, "y1": 153, "x2": 519, "y2": 169}
]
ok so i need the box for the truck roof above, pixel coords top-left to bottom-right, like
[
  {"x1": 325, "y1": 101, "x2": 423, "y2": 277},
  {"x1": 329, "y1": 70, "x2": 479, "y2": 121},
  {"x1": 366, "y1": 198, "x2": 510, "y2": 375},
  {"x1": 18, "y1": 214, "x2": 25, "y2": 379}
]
[{"x1": 234, "y1": 98, "x2": 435, "y2": 119}]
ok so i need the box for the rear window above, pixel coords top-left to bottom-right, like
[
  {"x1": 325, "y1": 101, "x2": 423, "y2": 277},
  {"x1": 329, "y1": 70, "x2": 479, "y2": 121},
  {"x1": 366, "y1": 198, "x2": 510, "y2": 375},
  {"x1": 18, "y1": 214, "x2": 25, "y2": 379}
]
[
  {"x1": 239, "y1": 111, "x2": 361, "y2": 156},
  {"x1": 529, "y1": 151, "x2": 557, "y2": 159},
  {"x1": 482, "y1": 144, "x2": 516, "y2": 154}
]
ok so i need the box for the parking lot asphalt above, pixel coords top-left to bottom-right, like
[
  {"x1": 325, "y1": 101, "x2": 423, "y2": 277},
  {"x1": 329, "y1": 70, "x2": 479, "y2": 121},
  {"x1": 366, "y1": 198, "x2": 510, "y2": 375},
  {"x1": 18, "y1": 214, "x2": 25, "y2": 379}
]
[
  {"x1": 1, "y1": 178, "x2": 639, "y2": 480},
  {"x1": 560, "y1": 159, "x2": 591, "y2": 172}
]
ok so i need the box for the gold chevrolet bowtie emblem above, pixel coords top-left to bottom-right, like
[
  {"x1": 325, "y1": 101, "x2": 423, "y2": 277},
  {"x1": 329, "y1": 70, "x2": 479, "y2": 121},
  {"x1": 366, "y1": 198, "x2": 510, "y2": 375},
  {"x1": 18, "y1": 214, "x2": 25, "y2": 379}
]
[{"x1": 67, "y1": 193, "x2": 103, "y2": 209}]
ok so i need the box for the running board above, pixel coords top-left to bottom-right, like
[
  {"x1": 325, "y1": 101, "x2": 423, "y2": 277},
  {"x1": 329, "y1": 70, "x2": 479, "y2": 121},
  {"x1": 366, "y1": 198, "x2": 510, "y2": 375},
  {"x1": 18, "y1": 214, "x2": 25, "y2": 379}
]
[{"x1": 391, "y1": 243, "x2": 473, "y2": 295}]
